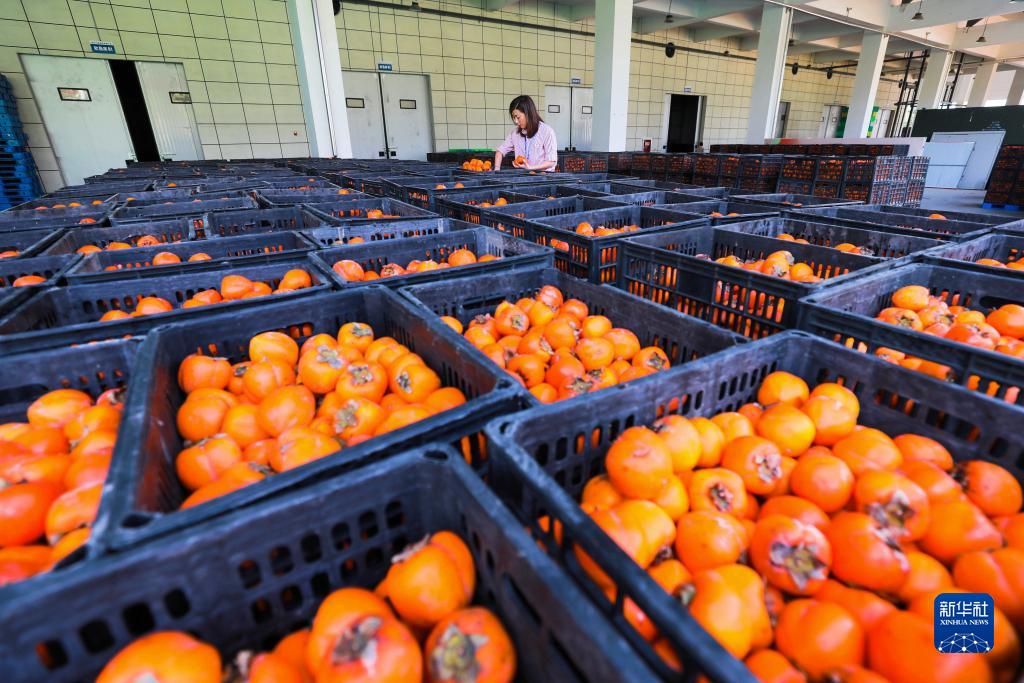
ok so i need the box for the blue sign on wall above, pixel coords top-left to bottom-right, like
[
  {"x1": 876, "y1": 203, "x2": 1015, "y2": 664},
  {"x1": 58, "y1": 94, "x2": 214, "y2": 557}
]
[
  {"x1": 378, "y1": 63, "x2": 393, "y2": 71},
  {"x1": 90, "y1": 41, "x2": 116, "y2": 54},
  {"x1": 571, "y1": 77, "x2": 581, "y2": 85}
]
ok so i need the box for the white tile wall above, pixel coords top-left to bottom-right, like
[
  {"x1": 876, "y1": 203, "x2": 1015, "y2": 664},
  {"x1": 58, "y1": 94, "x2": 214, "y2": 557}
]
[{"x1": 0, "y1": 0, "x2": 309, "y2": 191}]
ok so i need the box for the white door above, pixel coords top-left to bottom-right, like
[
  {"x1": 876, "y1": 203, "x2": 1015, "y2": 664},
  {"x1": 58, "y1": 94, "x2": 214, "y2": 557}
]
[
  {"x1": 544, "y1": 86, "x2": 571, "y2": 151},
  {"x1": 774, "y1": 101, "x2": 790, "y2": 138},
  {"x1": 135, "y1": 61, "x2": 202, "y2": 160},
  {"x1": 876, "y1": 109, "x2": 893, "y2": 138},
  {"x1": 343, "y1": 71, "x2": 387, "y2": 159},
  {"x1": 22, "y1": 54, "x2": 135, "y2": 186},
  {"x1": 380, "y1": 73, "x2": 433, "y2": 160},
  {"x1": 570, "y1": 87, "x2": 593, "y2": 152}
]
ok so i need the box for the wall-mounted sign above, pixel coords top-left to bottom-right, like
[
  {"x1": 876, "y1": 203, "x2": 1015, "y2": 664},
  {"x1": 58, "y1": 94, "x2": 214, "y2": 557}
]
[
  {"x1": 581, "y1": 106, "x2": 592, "y2": 114},
  {"x1": 399, "y1": 99, "x2": 417, "y2": 109},
  {"x1": 683, "y1": 86, "x2": 693, "y2": 93},
  {"x1": 58, "y1": 87, "x2": 90, "y2": 101},
  {"x1": 377, "y1": 63, "x2": 393, "y2": 71},
  {"x1": 346, "y1": 97, "x2": 365, "y2": 108},
  {"x1": 168, "y1": 91, "x2": 192, "y2": 104},
  {"x1": 570, "y1": 77, "x2": 581, "y2": 85},
  {"x1": 90, "y1": 41, "x2": 116, "y2": 54},
  {"x1": 547, "y1": 105, "x2": 560, "y2": 113}
]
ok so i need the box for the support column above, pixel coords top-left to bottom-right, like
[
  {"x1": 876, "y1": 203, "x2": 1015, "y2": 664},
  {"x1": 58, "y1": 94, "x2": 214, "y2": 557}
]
[
  {"x1": 917, "y1": 49, "x2": 953, "y2": 110},
  {"x1": 844, "y1": 32, "x2": 888, "y2": 139},
  {"x1": 967, "y1": 60, "x2": 998, "y2": 107},
  {"x1": 1007, "y1": 69, "x2": 1024, "y2": 106},
  {"x1": 592, "y1": 0, "x2": 631, "y2": 152},
  {"x1": 746, "y1": 3, "x2": 792, "y2": 143},
  {"x1": 287, "y1": 0, "x2": 353, "y2": 157}
]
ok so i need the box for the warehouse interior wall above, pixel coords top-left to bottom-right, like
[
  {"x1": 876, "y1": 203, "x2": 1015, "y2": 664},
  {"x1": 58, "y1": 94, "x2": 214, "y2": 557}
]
[
  {"x1": 0, "y1": 0, "x2": 908, "y2": 188},
  {"x1": 336, "y1": 0, "x2": 903, "y2": 153},
  {"x1": 0, "y1": 0, "x2": 311, "y2": 192}
]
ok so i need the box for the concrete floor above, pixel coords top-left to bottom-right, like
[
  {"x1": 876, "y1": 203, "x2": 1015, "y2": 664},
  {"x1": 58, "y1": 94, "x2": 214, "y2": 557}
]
[{"x1": 919, "y1": 187, "x2": 1022, "y2": 217}]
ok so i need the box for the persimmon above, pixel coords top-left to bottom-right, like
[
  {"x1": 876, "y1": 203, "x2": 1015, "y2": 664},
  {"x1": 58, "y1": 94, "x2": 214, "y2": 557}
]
[
  {"x1": 954, "y1": 460, "x2": 1022, "y2": 517},
  {"x1": 674, "y1": 510, "x2": 746, "y2": 571},
  {"x1": 604, "y1": 328, "x2": 641, "y2": 360},
  {"x1": 751, "y1": 514, "x2": 831, "y2": 595},
  {"x1": 242, "y1": 359, "x2": 296, "y2": 402},
  {"x1": 854, "y1": 470, "x2": 930, "y2": 541},
  {"x1": 176, "y1": 394, "x2": 231, "y2": 442},
  {"x1": 776, "y1": 599, "x2": 864, "y2": 680},
  {"x1": 424, "y1": 607, "x2": 515, "y2": 683},
  {"x1": 377, "y1": 531, "x2": 474, "y2": 630},
  {"x1": 64, "y1": 405, "x2": 120, "y2": 442},
  {"x1": 605, "y1": 426, "x2": 672, "y2": 499},
  {"x1": 336, "y1": 363, "x2": 388, "y2": 404},
  {"x1": 96, "y1": 631, "x2": 221, "y2": 683},
  {"x1": 27, "y1": 389, "x2": 92, "y2": 429},
  {"x1": 995, "y1": 512, "x2": 1024, "y2": 550},
  {"x1": 176, "y1": 436, "x2": 243, "y2": 490},
  {"x1": 633, "y1": 346, "x2": 669, "y2": 371},
  {"x1": 721, "y1": 435, "x2": 783, "y2": 495},
  {"x1": 757, "y1": 371, "x2": 809, "y2": 407},
  {"x1": 651, "y1": 414, "x2": 701, "y2": 473},
  {"x1": 868, "y1": 611, "x2": 992, "y2": 683},
  {"x1": 296, "y1": 345, "x2": 349, "y2": 394},
  {"x1": 685, "y1": 564, "x2": 761, "y2": 659},
  {"x1": 389, "y1": 364, "x2": 441, "y2": 403},
  {"x1": 272, "y1": 432, "x2": 341, "y2": 471},
  {"x1": 745, "y1": 649, "x2": 806, "y2": 683},
  {"x1": 691, "y1": 417, "x2": 725, "y2": 467},
  {"x1": 827, "y1": 512, "x2": 909, "y2": 593},
  {"x1": 919, "y1": 499, "x2": 1002, "y2": 564},
  {"x1": 759, "y1": 495, "x2": 829, "y2": 532},
  {"x1": 45, "y1": 482, "x2": 101, "y2": 543},
  {"x1": 813, "y1": 579, "x2": 895, "y2": 633},
  {"x1": 892, "y1": 434, "x2": 953, "y2": 470},
  {"x1": 897, "y1": 550, "x2": 953, "y2": 603},
  {"x1": 832, "y1": 428, "x2": 902, "y2": 476},
  {"x1": 177, "y1": 354, "x2": 231, "y2": 393},
  {"x1": 952, "y1": 547, "x2": 1024, "y2": 631},
  {"x1": 70, "y1": 429, "x2": 116, "y2": 459},
  {"x1": 181, "y1": 462, "x2": 269, "y2": 508},
  {"x1": 0, "y1": 481, "x2": 61, "y2": 547},
  {"x1": 688, "y1": 467, "x2": 747, "y2": 518},
  {"x1": 250, "y1": 331, "x2": 299, "y2": 366},
  {"x1": 902, "y1": 460, "x2": 962, "y2": 505},
  {"x1": 789, "y1": 451, "x2": 853, "y2": 513}
]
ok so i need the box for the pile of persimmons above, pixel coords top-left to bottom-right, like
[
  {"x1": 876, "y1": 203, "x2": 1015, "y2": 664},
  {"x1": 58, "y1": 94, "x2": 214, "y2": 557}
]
[
  {"x1": 711, "y1": 249, "x2": 825, "y2": 283},
  {"x1": 0, "y1": 386, "x2": 124, "y2": 585},
  {"x1": 462, "y1": 159, "x2": 492, "y2": 171},
  {"x1": 565, "y1": 370, "x2": 1023, "y2": 682},
  {"x1": 330, "y1": 249, "x2": 498, "y2": 282},
  {"x1": 95, "y1": 531, "x2": 515, "y2": 682},
  {"x1": 98, "y1": 268, "x2": 315, "y2": 322},
  {"x1": 443, "y1": 284, "x2": 670, "y2": 403},
  {"x1": 171, "y1": 324, "x2": 467, "y2": 508},
  {"x1": 76, "y1": 234, "x2": 180, "y2": 254},
  {"x1": 101, "y1": 250, "x2": 213, "y2": 270},
  {"x1": 871, "y1": 285, "x2": 1024, "y2": 392},
  {"x1": 776, "y1": 232, "x2": 873, "y2": 256}
]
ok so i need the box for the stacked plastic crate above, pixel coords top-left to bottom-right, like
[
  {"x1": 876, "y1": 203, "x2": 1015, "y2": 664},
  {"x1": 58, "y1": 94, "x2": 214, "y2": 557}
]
[
  {"x1": 983, "y1": 145, "x2": 1024, "y2": 210},
  {"x1": 0, "y1": 76, "x2": 42, "y2": 210}
]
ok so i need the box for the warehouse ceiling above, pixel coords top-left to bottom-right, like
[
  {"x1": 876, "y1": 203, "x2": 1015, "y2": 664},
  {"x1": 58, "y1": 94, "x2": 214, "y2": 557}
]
[{"x1": 481, "y1": 0, "x2": 1024, "y2": 72}]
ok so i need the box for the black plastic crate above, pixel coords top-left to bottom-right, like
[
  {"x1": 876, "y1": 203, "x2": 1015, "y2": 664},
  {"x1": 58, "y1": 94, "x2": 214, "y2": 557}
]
[
  {"x1": 531, "y1": 205, "x2": 708, "y2": 283},
  {"x1": 254, "y1": 187, "x2": 366, "y2": 206},
  {"x1": 0, "y1": 256, "x2": 332, "y2": 354},
  {"x1": 619, "y1": 224, "x2": 883, "y2": 338},
  {"x1": 608, "y1": 151, "x2": 633, "y2": 172},
  {"x1": 313, "y1": 227, "x2": 553, "y2": 289},
  {"x1": 111, "y1": 189, "x2": 195, "y2": 204},
  {"x1": 0, "y1": 206, "x2": 110, "y2": 231},
  {"x1": 67, "y1": 231, "x2": 318, "y2": 283},
  {"x1": 97, "y1": 288, "x2": 519, "y2": 549},
  {"x1": 42, "y1": 218, "x2": 195, "y2": 254},
  {"x1": 384, "y1": 178, "x2": 501, "y2": 210},
  {"x1": 197, "y1": 206, "x2": 324, "y2": 239},
  {"x1": 484, "y1": 330, "x2": 1024, "y2": 682},
  {"x1": 305, "y1": 197, "x2": 435, "y2": 225},
  {"x1": 0, "y1": 226, "x2": 62, "y2": 257},
  {"x1": 2, "y1": 445, "x2": 655, "y2": 683},
  {"x1": 0, "y1": 253, "x2": 79, "y2": 313},
  {"x1": 435, "y1": 188, "x2": 552, "y2": 224},
  {"x1": 716, "y1": 216, "x2": 944, "y2": 258},
  {"x1": 614, "y1": 180, "x2": 729, "y2": 197},
  {"x1": 401, "y1": 265, "x2": 743, "y2": 404},
  {"x1": 656, "y1": 199, "x2": 781, "y2": 225},
  {"x1": 921, "y1": 232, "x2": 1024, "y2": 278},
  {"x1": 602, "y1": 190, "x2": 712, "y2": 207},
  {"x1": 792, "y1": 206, "x2": 992, "y2": 242},
  {"x1": 0, "y1": 338, "x2": 141, "y2": 606},
  {"x1": 110, "y1": 196, "x2": 257, "y2": 223},
  {"x1": 801, "y1": 262, "x2": 1024, "y2": 404},
  {"x1": 731, "y1": 192, "x2": 861, "y2": 209},
  {"x1": 479, "y1": 196, "x2": 624, "y2": 240},
  {"x1": 303, "y1": 217, "x2": 474, "y2": 247},
  {"x1": 847, "y1": 204, "x2": 1020, "y2": 228}
]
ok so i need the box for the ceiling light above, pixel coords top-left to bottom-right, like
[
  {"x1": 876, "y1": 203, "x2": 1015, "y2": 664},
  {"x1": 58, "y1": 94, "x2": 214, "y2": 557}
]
[
  {"x1": 911, "y1": 10, "x2": 924, "y2": 20},
  {"x1": 826, "y1": 67, "x2": 834, "y2": 79},
  {"x1": 977, "y1": 18, "x2": 989, "y2": 42},
  {"x1": 665, "y1": 13, "x2": 673, "y2": 23},
  {"x1": 410, "y1": 0, "x2": 422, "y2": 10},
  {"x1": 976, "y1": 34, "x2": 987, "y2": 42},
  {"x1": 792, "y1": 62, "x2": 800, "y2": 75}
]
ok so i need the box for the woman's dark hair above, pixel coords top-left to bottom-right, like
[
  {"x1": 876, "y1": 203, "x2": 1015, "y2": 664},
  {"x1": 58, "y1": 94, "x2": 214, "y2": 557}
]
[{"x1": 509, "y1": 95, "x2": 542, "y2": 138}]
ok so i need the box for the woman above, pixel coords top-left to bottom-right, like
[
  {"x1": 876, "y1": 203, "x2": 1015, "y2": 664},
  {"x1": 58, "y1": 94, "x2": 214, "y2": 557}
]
[{"x1": 494, "y1": 95, "x2": 558, "y2": 172}]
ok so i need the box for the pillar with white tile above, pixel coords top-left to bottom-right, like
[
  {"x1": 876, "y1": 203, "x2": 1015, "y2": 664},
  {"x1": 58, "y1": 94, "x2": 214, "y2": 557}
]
[
  {"x1": 746, "y1": 3, "x2": 792, "y2": 143},
  {"x1": 592, "y1": 0, "x2": 631, "y2": 152},
  {"x1": 1007, "y1": 69, "x2": 1024, "y2": 106},
  {"x1": 967, "y1": 61, "x2": 998, "y2": 108},
  {"x1": 917, "y1": 49, "x2": 953, "y2": 110},
  {"x1": 844, "y1": 32, "x2": 888, "y2": 138},
  {"x1": 287, "y1": 0, "x2": 353, "y2": 157}
]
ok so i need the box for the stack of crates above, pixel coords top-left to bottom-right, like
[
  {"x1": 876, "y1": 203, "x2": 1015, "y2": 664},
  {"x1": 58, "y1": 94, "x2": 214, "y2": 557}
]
[
  {"x1": 0, "y1": 75, "x2": 43, "y2": 210},
  {"x1": 983, "y1": 145, "x2": 1024, "y2": 210},
  {"x1": 906, "y1": 156, "x2": 929, "y2": 207}
]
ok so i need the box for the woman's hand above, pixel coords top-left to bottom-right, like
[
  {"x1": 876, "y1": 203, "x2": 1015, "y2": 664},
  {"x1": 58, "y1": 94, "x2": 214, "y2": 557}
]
[{"x1": 512, "y1": 155, "x2": 527, "y2": 168}]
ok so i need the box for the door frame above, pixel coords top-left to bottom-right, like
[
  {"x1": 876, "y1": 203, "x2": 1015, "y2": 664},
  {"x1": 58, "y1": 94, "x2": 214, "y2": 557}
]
[
  {"x1": 544, "y1": 84, "x2": 594, "y2": 151},
  {"x1": 659, "y1": 93, "x2": 705, "y2": 152}
]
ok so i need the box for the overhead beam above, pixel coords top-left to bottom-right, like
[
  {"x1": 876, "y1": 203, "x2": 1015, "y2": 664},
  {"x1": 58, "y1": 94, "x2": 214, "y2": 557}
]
[
  {"x1": 791, "y1": 20, "x2": 863, "y2": 43},
  {"x1": 886, "y1": 0, "x2": 1023, "y2": 32},
  {"x1": 951, "y1": 18, "x2": 1024, "y2": 50},
  {"x1": 691, "y1": 12, "x2": 759, "y2": 42},
  {"x1": 482, "y1": 0, "x2": 520, "y2": 10}
]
